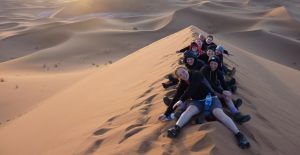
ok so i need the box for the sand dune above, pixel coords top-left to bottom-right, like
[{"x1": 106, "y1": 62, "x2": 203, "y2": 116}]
[
  {"x1": 1, "y1": 26, "x2": 300, "y2": 155},
  {"x1": 1, "y1": 0, "x2": 300, "y2": 155}
]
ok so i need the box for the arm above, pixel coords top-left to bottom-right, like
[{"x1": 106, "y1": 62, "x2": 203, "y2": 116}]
[
  {"x1": 218, "y1": 71, "x2": 229, "y2": 91},
  {"x1": 164, "y1": 81, "x2": 187, "y2": 116},
  {"x1": 180, "y1": 74, "x2": 201, "y2": 102},
  {"x1": 177, "y1": 46, "x2": 189, "y2": 53}
]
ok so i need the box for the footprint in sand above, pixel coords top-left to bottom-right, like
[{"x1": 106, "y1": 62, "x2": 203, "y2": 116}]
[
  {"x1": 119, "y1": 126, "x2": 146, "y2": 144},
  {"x1": 93, "y1": 128, "x2": 111, "y2": 136},
  {"x1": 137, "y1": 87, "x2": 154, "y2": 99},
  {"x1": 131, "y1": 94, "x2": 157, "y2": 110},
  {"x1": 137, "y1": 141, "x2": 152, "y2": 154},
  {"x1": 191, "y1": 135, "x2": 212, "y2": 152},
  {"x1": 84, "y1": 139, "x2": 104, "y2": 155}
]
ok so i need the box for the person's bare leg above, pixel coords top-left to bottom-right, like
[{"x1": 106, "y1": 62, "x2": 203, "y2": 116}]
[
  {"x1": 212, "y1": 108, "x2": 239, "y2": 134},
  {"x1": 176, "y1": 105, "x2": 199, "y2": 127}
]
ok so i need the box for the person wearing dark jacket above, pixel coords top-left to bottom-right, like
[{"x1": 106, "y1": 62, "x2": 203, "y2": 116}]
[
  {"x1": 159, "y1": 67, "x2": 250, "y2": 149},
  {"x1": 201, "y1": 56, "x2": 251, "y2": 124},
  {"x1": 201, "y1": 35, "x2": 217, "y2": 52},
  {"x1": 177, "y1": 37, "x2": 205, "y2": 56},
  {"x1": 215, "y1": 45, "x2": 236, "y2": 76},
  {"x1": 198, "y1": 45, "x2": 215, "y2": 64},
  {"x1": 162, "y1": 50, "x2": 205, "y2": 89},
  {"x1": 176, "y1": 41, "x2": 202, "y2": 55}
]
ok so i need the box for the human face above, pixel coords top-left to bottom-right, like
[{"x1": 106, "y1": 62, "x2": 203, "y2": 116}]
[
  {"x1": 206, "y1": 37, "x2": 213, "y2": 44},
  {"x1": 215, "y1": 50, "x2": 222, "y2": 55},
  {"x1": 207, "y1": 49, "x2": 215, "y2": 57},
  {"x1": 186, "y1": 57, "x2": 195, "y2": 66},
  {"x1": 192, "y1": 46, "x2": 198, "y2": 52},
  {"x1": 176, "y1": 68, "x2": 189, "y2": 81},
  {"x1": 210, "y1": 61, "x2": 218, "y2": 71},
  {"x1": 199, "y1": 34, "x2": 206, "y2": 41}
]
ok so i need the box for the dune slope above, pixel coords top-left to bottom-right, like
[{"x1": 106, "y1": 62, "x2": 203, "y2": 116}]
[{"x1": 1, "y1": 26, "x2": 300, "y2": 155}]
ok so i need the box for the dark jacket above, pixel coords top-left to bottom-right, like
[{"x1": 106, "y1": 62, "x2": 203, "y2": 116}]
[
  {"x1": 200, "y1": 65, "x2": 229, "y2": 94},
  {"x1": 164, "y1": 71, "x2": 214, "y2": 116},
  {"x1": 202, "y1": 41, "x2": 217, "y2": 52},
  {"x1": 198, "y1": 53, "x2": 209, "y2": 64},
  {"x1": 178, "y1": 42, "x2": 201, "y2": 54},
  {"x1": 183, "y1": 50, "x2": 206, "y2": 70}
]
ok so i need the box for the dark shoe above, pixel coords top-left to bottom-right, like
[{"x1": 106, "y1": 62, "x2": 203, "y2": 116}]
[
  {"x1": 233, "y1": 112, "x2": 251, "y2": 124},
  {"x1": 168, "y1": 74, "x2": 179, "y2": 83},
  {"x1": 234, "y1": 98, "x2": 243, "y2": 110},
  {"x1": 163, "y1": 96, "x2": 172, "y2": 107},
  {"x1": 235, "y1": 132, "x2": 250, "y2": 149},
  {"x1": 228, "y1": 78, "x2": 236, "y2": 85},
  {"x1": 231, "y1": 85, "x2": 237, "y2": 93},
  {"x1": 162, "y1": 81, "x2": 176, "y2": 89},
  {"x1": 167, "y1": 125, "x2": 181, "y2": 138}
]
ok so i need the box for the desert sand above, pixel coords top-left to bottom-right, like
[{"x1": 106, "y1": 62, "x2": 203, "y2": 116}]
[{"x1": 0, "y1": 0, "x2": 300, "y2": 155}]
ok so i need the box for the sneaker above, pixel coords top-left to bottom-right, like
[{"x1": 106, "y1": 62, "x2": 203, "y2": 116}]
[
  {"x1": 234, "y1": 98, "x2": 243, "y2": 110},
  {"x1": 235, "y1": 132, "x2": 250, "y2": 149},
  {"x1": 233, "y1": 112, "x2": 251, "y2": 124},
  {"x1": 167, "y1": 125, "x2": 181, "y2": 138},
  {"x1": 163, "y1": 96, "x2": 172, "y2": 107}
]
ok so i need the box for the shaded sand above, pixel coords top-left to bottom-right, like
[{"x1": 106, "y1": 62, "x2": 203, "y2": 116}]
[
  {"x1": 1, "y1": 26, "x2": 300, "y2": 155},
  {"x1": 0, "y1": 0, "x2": 300, "y2": 155}
]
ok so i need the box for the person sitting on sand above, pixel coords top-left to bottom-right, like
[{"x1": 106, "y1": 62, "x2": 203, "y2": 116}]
[
  {"x1": 201, "y1": 35, "x2": 217, "y2": 52},
  {"x1": 215, "y1": 45, "x2": 236, "y2": 76},
  {"x1": 159, "y1": 67, "x2": 250, "y2": 149},
  {"x1": 198, "y1": 45, "x2": 216, "y2": 64},
  {"x1": 162, "y1": 50, "x2": 205, "y2": 89},
  {"x1": 201, "y1": 56, "x2": 251, "y2": 124},
  {"x1": 197, "y1": 33, "x2": 206, "y2": 43},
  {"x1": 176, "y1": 37, "x2": 205, "y2": 55}
]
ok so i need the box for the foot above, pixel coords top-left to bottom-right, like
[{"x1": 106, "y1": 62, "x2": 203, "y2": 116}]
[
  {"x1": 234, "y1": 98, "x2": 243, "y2": 109},
  {"x1": 233, "y1": 112, "x2": 251, "y2": 124},
  {"x1": 228, "y1": 78, "x2": 236, "y2": 85},
  {"x1": 235, "y1": 132, "x2": 250, "y2": 149},
  {"x1": 162, "y1": 81, "x2": 176, "y2": 89},
  {"x1": 231, "y1": 85, "x2": 237, "y2": 93},
  {"x1": 167, "y1": 125, "x2": 181, "y2": 138},
  {"x1": 163, "y1": 96, "x2": 172, "y2": 106}
]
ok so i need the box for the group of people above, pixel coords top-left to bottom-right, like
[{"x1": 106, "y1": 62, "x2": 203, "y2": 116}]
[{"x1": 158, "y1": 34, "x2": 251, "y2": 149}]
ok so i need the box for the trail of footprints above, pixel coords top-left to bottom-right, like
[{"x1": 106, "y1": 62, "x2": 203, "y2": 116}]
[{"x1": 84, "y1": 86, "x2": 159, "y2": 154}]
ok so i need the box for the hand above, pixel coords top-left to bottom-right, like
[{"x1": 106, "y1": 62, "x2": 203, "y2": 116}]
[{"x1": 173, "y1": 100, "x2": 183, "y2": 109}]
